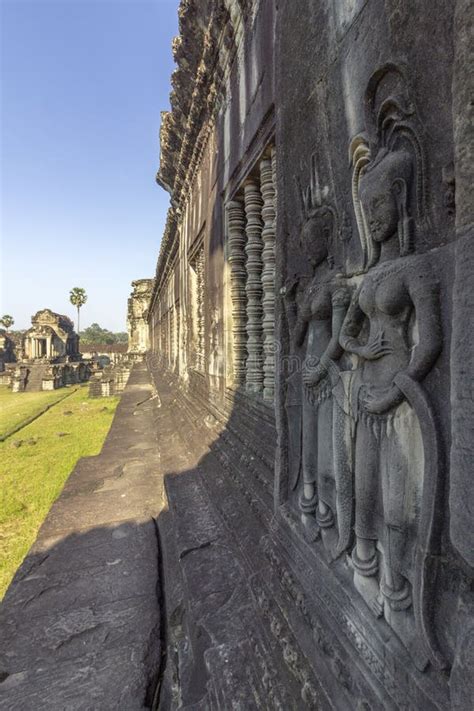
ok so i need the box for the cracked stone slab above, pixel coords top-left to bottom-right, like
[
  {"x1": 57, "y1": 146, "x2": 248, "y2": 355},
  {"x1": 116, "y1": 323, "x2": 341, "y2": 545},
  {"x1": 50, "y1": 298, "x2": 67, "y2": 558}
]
[
  {"x1": 0, "y1": 595, "x2": 158, "y2": 671},
  {"x1": 1, "y1": 643, "x2": 159, "y2": 711}
]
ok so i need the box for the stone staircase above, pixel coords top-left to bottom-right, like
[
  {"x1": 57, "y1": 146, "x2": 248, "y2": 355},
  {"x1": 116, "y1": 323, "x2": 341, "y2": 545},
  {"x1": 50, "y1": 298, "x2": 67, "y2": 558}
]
[{"x1": 24, "y1": 364, "x2": 48, "y2": 391}]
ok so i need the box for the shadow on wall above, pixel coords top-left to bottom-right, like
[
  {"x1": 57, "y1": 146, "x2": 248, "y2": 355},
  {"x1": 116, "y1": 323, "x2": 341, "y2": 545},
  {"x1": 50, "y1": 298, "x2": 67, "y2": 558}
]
[
  {"x1": 149, "y1": 364, "x2": 322, "y2": 708},
  {"x1": 148, "y1": 356, "x2": 472, "y2": 711},
  {"x1": 0, "y1": 355, "x2": 471, "y2": 710}
]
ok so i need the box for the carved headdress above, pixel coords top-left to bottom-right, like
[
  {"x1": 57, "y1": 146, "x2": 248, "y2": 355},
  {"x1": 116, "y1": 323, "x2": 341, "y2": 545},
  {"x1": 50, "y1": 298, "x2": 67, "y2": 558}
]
[
  {"x1": 350, "y1": 64, "x2": 428, "y2": 269},
  {"x1": 295, "y1": 153, "x2": 338, "y2": 255},
  {"x1": 297, "y1": 154, "x2": 335, "y2": 219}
]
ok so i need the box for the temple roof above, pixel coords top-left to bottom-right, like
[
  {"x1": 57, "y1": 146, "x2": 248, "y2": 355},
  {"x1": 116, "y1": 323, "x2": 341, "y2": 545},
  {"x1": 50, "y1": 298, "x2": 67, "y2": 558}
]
[
  {"x1": 31, "y1": 309, "x2": 75, "y2": 334},
  {"x1": 27, "y1": 309, "x2": 74, "y2": 335}
]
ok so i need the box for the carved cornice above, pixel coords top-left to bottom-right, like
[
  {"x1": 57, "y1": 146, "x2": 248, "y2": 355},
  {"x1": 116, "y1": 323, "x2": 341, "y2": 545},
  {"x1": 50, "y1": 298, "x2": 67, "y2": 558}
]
[
  {"x1": 150, "y1": 208, "x2": 179, "y2": 312},
  {"x1": 157, "y1": 0, "x2": 244, "y2": 205},
  {"x1": 158, "y1": 0, "x2": 261, "y2": 202},
  {"x1": 153, "y1": 1, "x2": 256, "y2": 315}
]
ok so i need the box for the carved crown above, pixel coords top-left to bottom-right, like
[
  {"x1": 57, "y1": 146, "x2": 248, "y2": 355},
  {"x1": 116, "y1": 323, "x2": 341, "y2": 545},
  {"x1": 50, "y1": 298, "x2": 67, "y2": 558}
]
[
  {"x1": 297, "y1": 154, "x2": 334, "y2": 222},
  {"x1": 350, "y1": 63, "x2": 428, "y2": 269}
]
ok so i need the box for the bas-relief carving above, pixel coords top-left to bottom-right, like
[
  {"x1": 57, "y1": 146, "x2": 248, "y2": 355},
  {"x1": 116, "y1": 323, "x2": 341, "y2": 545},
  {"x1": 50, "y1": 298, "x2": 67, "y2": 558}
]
[
  {"x1": 343, "y1": 66, "x2": 445, "y2": 670},
  {"x1": 285, "y1": 65, "x2": 447, "y2": 672},
  {"x1": 285, "y1": 155, "x2": 350, "y2": 553}
]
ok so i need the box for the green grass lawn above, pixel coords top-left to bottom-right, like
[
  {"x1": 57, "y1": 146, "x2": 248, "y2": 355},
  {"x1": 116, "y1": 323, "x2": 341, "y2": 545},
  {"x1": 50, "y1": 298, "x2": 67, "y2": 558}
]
[
  {"x1": 0, "y1": 386, "x2": 120, "y2": 598},
  {"x1": 0, "y1": 385, "x2": 74, "y2": 439}
]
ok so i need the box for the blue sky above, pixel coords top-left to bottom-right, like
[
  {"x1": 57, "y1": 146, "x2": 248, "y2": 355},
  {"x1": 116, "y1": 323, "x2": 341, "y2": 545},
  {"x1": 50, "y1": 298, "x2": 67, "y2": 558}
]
[{"x1": 1, "y1": 0, "x2": 179, "y2": 331}]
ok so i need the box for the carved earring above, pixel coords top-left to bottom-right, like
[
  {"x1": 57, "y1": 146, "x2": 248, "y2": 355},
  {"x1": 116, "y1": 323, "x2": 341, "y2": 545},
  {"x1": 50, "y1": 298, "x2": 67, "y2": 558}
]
[{"x1": 392, "y1": 178, "x2": 414, "y2": 256}]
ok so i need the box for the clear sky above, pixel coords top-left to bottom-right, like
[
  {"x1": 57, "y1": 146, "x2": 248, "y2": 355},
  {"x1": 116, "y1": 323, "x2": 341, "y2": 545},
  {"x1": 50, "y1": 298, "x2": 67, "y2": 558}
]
[{"x1": 1, "y1": 0, "x2": 179, "y2": 331}]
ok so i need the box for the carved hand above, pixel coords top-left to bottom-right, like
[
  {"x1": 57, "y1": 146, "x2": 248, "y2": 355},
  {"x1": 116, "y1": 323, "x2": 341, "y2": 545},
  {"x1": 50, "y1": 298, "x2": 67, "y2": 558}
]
[
  {"x1": 302, "y1": 362, "x2": 326, "y2": 387},
  {"x1": 283, "y1": 275, "x2": 300, "y2": 300},
  {"x1": 362, "y1": 385, "x2": 404, "y2": 414},
  {"x1": 359, "y1": 329, "x2": 393, "y2": 361}
]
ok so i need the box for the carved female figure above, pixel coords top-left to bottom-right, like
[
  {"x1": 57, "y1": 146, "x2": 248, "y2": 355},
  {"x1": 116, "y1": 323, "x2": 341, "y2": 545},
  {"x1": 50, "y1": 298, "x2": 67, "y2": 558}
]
[
  {"x1": 340, "y1": 143, "x2": 443, "y2": 664},
  {"x1": 288, "y1": 184, "x2": 349, "y2": 544}
]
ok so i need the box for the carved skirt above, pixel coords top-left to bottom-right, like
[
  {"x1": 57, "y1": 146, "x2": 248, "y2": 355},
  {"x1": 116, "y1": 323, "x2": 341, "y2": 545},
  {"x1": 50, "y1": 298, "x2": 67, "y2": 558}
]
[
  {"x1": 354, "y1": 398, "x2": 423, "y2": 580},
  {"x1": 301, "y1": 378, "x2": 335, "y2": 508}
]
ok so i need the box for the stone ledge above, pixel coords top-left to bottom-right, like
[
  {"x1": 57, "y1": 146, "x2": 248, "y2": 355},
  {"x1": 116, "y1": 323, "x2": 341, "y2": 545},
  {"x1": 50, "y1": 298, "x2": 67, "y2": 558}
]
[{"x1": 0, "y1": 364, "x2": 164, "y2": 711}]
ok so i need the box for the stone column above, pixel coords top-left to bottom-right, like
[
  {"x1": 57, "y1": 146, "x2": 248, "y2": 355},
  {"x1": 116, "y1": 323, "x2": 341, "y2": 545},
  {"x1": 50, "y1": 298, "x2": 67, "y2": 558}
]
[
  {"x1": 260, "y1": 151, "x2": 276, "y2": 400},
  {"x1": 244, "y1": 180, "x2": 264, "y2": 393},
  {"x1": 226, "y1": 200, "x2": 248, "y2": 386}
]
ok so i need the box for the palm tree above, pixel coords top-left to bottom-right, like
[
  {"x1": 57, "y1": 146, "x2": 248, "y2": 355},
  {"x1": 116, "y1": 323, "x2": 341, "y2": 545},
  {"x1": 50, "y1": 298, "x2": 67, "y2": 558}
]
[
  {"x1": 0, "y1": 314, "x2": 14, "y2": 331},
  {"x1": 69, "y1": 287, "x2": 87, "y2": 334}
]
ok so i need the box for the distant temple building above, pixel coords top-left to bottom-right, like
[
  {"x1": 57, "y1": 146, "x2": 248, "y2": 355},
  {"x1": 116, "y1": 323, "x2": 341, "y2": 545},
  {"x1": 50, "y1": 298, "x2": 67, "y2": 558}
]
[
  {"x1": 127, "y1": 279, "x2": 154, "y2": 359},
  {"x1": 0, "y1": 309, "x2": 87, "y2": 392},
  {"x1": 23, "y1": 309, "x2": 80, "y2": 361}
]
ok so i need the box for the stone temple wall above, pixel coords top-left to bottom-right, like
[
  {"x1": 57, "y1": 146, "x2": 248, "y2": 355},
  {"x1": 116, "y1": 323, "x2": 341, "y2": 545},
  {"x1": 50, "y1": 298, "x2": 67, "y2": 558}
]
[
  {"x1": 149, "y1": 1, "x2": 473, "y2": 708},
  {"x1": 150, "y1": 0, "x2": 276, "y2": 406}
]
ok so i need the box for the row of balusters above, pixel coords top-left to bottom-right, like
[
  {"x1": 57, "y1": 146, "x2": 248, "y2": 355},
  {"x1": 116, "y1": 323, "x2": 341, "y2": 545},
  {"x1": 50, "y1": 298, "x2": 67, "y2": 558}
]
[{"x1": 226, "y1": 147, "x2": 277, "y2": 401}]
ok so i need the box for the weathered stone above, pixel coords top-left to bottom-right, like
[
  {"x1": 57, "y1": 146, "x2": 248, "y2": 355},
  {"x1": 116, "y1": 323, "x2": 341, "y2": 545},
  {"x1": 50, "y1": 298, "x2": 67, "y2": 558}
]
[
  {"x1": 23, "y1": 309, "x2": 80, "y2": 362},
  {"x1": 1, "y1": 1, "x2": 472, "y2": 708},
  {"x1": 127, "y1": 279, "x2": 154, "y2": 360},
  {"x1": 2, "y1": 309, "x2": 91, "y2": 391},
  {"x1": 146, "y1": 0, "x2": 472, "y2": 708}
]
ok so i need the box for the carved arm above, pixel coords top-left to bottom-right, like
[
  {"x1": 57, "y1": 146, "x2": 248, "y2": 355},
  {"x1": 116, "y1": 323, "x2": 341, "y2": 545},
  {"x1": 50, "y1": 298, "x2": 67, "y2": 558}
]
[
  {"x1": 283, "y1": 275, "x2": 309, "y2": 349},
  {"x1": 405, "y1": 276, "x2": 442, "y2": 382},
  {"x1": 293, "y1": 311, "x2": 309, "y2": 349},
  {"x1": 321, "y1": 288, "x2": 350, "y2": 366},
  {"x1": 339, "y1": 285, "x2": 366, "y2": 356}
]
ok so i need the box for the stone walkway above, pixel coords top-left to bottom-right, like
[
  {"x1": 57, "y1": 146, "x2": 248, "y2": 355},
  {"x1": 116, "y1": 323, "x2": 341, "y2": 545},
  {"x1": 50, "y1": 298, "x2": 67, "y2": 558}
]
[
  {"x1": 1, "y1": 362, "x2": 449, "y2": 710},
  {"x1": 0, "y1": 364, "x2": 165, "y2": 710}
]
